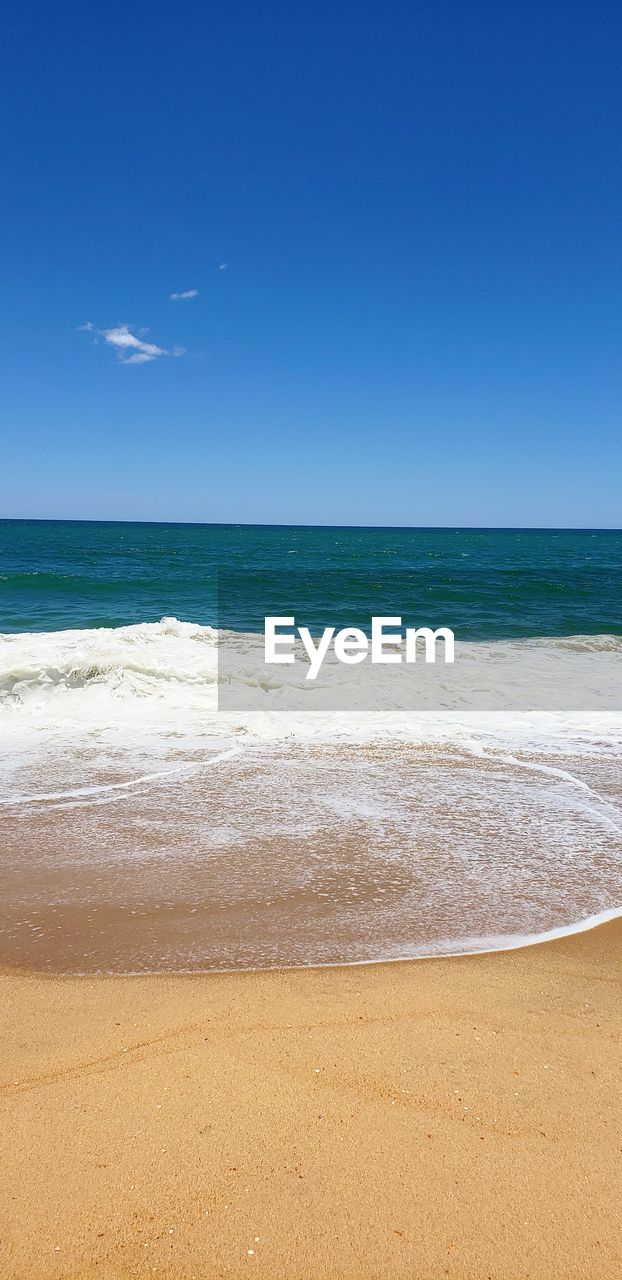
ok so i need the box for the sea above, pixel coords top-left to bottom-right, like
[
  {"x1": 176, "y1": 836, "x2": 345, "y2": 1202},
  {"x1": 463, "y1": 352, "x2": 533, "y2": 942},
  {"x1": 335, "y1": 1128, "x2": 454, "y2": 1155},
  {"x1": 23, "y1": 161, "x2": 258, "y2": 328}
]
[{"x1": 1, "y1": 519, "x2": 621, "y2": 973}]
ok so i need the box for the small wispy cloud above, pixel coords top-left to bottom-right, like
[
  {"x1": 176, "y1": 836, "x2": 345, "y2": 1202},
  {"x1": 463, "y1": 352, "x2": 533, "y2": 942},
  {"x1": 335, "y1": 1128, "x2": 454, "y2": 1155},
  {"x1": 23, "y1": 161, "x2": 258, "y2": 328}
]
[
  {"x1": 170, "y1": 288, "x2": 199, "y2": 301},
  {"x1": 218, "y1": 262, "x2": 228, "y2": 271},
  {"x1": 78, "y1": 322, "x2": 184, "y2": 365}
]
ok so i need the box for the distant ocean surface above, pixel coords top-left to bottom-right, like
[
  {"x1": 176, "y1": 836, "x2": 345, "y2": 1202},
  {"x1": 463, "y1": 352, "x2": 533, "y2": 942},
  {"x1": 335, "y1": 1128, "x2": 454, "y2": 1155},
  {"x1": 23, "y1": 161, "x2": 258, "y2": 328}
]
[
  {"x1": 1, "y1": 520, "x2": 621, "y2": 635},
  {"x1": 1, "y1": 520, "x2": 621, "y2": 975}
]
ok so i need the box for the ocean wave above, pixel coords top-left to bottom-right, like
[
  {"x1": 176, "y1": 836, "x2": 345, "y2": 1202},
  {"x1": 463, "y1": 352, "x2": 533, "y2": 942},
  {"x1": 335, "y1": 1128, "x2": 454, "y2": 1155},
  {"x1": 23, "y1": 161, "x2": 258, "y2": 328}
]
[
  {"x1": 0, "y1": 618, "x2": 218, "y2": 697},
  {"x1": 529, "y1": 633, "x2": 622, "y2": 652},
  {"x1": 1, "y1": 618, "x2": 621, "y2": 759}
]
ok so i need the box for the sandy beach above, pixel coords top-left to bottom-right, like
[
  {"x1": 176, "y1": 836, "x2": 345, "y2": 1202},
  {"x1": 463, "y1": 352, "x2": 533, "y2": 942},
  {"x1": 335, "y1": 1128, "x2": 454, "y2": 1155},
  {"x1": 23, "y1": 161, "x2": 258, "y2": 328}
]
[
  {"x1": 1, "y1": 919, "x2": 620, "y2": 1280},
  {"x1": 3, "y1": 0, "x2": 621, "y2": 1270}
]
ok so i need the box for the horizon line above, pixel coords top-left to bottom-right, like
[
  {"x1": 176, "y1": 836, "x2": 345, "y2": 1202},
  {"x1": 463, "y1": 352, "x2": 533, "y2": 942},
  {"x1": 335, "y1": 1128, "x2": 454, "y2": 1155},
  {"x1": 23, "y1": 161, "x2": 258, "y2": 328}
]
[{"x1": 0, "y1": 517, "x2": 621, "y2": 534}]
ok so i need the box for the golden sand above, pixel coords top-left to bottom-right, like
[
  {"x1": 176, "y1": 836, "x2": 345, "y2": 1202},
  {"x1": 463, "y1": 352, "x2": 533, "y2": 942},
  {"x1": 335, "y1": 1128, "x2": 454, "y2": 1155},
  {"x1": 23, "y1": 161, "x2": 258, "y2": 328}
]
[{"x1": 1, "y1": 920, "x2": 620, "y2": 1279}]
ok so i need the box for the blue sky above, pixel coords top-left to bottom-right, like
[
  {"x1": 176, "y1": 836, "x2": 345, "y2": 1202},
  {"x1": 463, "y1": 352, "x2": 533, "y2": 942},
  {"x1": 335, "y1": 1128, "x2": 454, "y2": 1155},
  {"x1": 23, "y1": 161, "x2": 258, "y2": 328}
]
[{"x1": 1, "y1": 0, "x2": 620, "y2": 526}]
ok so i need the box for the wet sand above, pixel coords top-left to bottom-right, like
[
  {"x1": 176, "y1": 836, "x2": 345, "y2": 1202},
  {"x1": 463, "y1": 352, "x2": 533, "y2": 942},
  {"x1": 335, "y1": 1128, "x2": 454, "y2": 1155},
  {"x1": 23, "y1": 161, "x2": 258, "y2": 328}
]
[{"x1": 1, "y1": 919, "x2": 620, "y2": 1279}]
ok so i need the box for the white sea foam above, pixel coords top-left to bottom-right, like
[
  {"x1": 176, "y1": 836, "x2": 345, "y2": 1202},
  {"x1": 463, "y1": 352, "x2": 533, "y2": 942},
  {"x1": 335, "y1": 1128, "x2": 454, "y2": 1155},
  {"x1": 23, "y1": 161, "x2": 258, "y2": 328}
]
[{"x1": 1, "y1": 617, "x2": 621, "y2": 750}]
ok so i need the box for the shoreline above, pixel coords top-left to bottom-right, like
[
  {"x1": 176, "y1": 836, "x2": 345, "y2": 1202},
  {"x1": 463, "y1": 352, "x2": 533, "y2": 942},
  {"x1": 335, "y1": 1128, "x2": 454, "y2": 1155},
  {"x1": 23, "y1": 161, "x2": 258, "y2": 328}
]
[
  {"x1": 2, "y1": 914, "x2": 620, "y2": 1279},
  {"x1": 2, "y1": 903, "x2": 621, "y2": 982}
]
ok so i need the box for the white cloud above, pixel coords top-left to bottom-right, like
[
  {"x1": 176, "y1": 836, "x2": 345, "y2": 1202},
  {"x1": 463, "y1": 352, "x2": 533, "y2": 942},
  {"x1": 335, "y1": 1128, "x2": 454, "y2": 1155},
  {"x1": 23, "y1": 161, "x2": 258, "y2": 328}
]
[
  {"x1": 218, "y1": 262, "x2": 228, "y2": 271},
  {"x1": 170, "y1": 289, "x2": 199, "y2": 301},
  {"x1": 79, "y1": 322, "x2": 181, "y2": 366},
  {"x1": 122, "y1": 351, "x2": 158, "y2": 365},
  {"x1": 101, "y1": 325, "x2": 166, "y2": 363}
]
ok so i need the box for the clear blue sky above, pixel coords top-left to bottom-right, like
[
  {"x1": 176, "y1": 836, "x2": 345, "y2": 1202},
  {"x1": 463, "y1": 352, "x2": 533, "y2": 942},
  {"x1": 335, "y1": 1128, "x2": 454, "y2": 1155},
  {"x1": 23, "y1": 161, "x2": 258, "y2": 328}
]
[{"x1": 1, "y1": 1, "x2": 620, "y2": 526}]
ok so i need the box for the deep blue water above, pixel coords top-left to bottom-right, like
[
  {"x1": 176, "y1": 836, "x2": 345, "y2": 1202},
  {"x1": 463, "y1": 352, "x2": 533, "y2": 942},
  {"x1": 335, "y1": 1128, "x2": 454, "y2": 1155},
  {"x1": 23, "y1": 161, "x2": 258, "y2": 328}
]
[{"x1": 0, "y1": 520, "x2": 620, "y2": 638}]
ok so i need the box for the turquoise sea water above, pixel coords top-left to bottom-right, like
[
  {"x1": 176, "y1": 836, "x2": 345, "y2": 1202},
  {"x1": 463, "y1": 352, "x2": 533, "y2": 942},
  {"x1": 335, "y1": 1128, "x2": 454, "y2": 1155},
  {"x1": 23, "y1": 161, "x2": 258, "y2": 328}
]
[{"x1": 1, "y1": 520, "x2": 621, "y2": 636}]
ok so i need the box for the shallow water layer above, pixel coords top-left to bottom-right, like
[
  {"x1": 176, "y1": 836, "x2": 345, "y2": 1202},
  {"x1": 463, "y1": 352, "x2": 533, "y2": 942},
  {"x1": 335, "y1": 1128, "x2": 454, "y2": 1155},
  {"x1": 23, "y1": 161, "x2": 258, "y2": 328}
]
[{"x1": 2, "y1": 741, "x2": 621, "y2": 973}]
